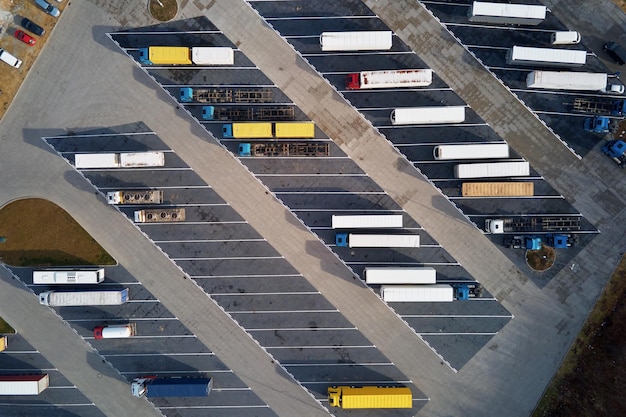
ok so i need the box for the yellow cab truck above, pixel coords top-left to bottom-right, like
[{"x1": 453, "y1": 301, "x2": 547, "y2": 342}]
[{"x1": 327, "y1": 386, "x2": 412, "y2": 409}]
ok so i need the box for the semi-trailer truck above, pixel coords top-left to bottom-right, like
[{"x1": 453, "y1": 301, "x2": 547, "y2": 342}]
[
  {"x1": 0, "y1": 375, "x2": 49, "y2": 395},
  {"x1": 526, "y1": 71, "x2": 608, "y2": 91},
  {"x1": 94, "y1": 324, "x2": 137, "y2": 339},
  {"x1": 461, "y1": 182, "x2": 534, "y2": 197},
  {"x1": 454, "y1": 161, "x2": 530, "y2": 179},
  {"x1": 180, "y1": 87, "x2": 272, "y2": 103},
  {"x1": 131, "y1": 377, "x2": 213, "y2": 397},
  {"x1": 468, "y1": 1, "x2": 546, "y2": 25},
  {"x1": 320, "y1": 31, "x2": 393, "y2": 52},
  {"x1": 223, "y1": 122, "x2": 315, "y2": 138},
  {"x1": 106, "y1": 190, "x2": 163, "y2": 205},
  {"x1": 391, "y1": 106, "x2": 465, "y2": 125},
  {"x1": 335, "y1": 234, "x2": 420, "y2": 248},
  {"x1": 74, "y1": 152, "x2": 165, "y2": 169},
  {"x1": 331, "y1": 215, "x2": 403, "y2": 229},
  {"x1": 380, "y1": 283, "x2": 481, "y2": 302},
  {"x1": 238, "y1": 142, "x2": 329, "y2": 157},
  {"x1": 484, "y1": 217, "x2": 581, "y2": 234},
  {"x1": 134, "y1": 208, "x2": 185, "y2": 223},
  {"x1": 507, "y1": 46, "x2": 587, "y2": 67},
  {"x1": 327, "y1": 386, "x2": 412, "y2": 409},
  {"x1": 202, "y1": 106, "x2": 295, "y2": 121},
  {"x1": 433, "y1": 143, "x2": 509, "y2": 160},
  {"x1": 33, "y1": 268, "x2": 105, "y2": 284},
  {"x1": 138, "y1": 46, "x2": 234, "y2": 65},
  {"x1": 38, "y1": 288, "x2": 129, "y2": 306},
  {"x1": 364, "y1": 267, "x2": 436, "y2": 285},
  {"x1": 346, "y1": 69, "x2": 433, "y2": 90}
]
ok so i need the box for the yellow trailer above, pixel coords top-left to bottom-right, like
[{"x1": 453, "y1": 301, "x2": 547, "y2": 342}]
[
  {"x1": 327, "y1": 386, "x2": 412, "y2": 409},
  {"x1": 0, "y1": 336, "x2": 6, "y2": 352},
  {"x1": 224, "y1": 123, "x2": 273, "y2": 138},
  {"x1": 462, "y1": 182, "x2": 534, "y2": 197},
  {"x1": 274, "y1": 122, "x2": 315, "y2": 138},
  {"x1": 146, "y1": 47, "x2": 192, "y2": 65}
]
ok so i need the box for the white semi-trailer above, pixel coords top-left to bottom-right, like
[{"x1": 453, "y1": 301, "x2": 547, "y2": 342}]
[
  {"x1": 433, "y1": 143, "x2": 509, "y2": 160},
  {"x1": 0, "y1": 375, "x2": 49, "y2": 395},
  {"x1": 74, "y1": 152, "x2": 165, "y2": 169},
  {"x1": 454, "y1": 161, "x2": 530, "y2": 179},
  {"x1": 33, "y1": 268, "x2": 105, "y2": 284},
  {"x1": 320, "y1": 31, "x2": 393, "y2": 51},
  {"x1": 390, "y1": 106, "x2": 465, "y2": 125},
  {"x1": 331, "y1": 215, "x2": 403, "y2": 229},
  {"x1": 526, "y1": 71, "x2": 607, "y2": 91},
  {"x1": 336, "y1": 234, "x2": 420, "y2": 248},
  {"x1": 39, "y1": 289, "x2": 129, "y2": 306},
  {"x1": 364, "y1": 267, "x2": 436, "y2": 285},
  {"x1": 381, "y1": 284, "x2": 454, "y2": 302},
  {"x1": 468, "y1": 1, "x2": 546, "y2": 25},
  {"x1": 507, "y1": 46, "x2": 587, "y2": 67},
  {"x1": 346, "y1": 69, "x2": 433, "y2": 90}
]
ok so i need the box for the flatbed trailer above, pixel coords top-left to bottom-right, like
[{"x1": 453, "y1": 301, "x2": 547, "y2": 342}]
[
  {"x1": 572, "y1": 98, "x2": 626, "y2": 115},
  {"x1": 180, "y1": 87, "x2": 272, "y2": 103},
  {"x1": 202, "y1": 106, "x2": 294, "y2": 121},
  {"x1": 485, "y1": 216, "x2": 581, "y2": 234},
  {"x1": 238, "y1": 142, "x2": 329, "y2": 157}
]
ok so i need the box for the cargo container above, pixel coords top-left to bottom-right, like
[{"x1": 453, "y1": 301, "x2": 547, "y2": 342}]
[
  {"x1": 346, "y1": 69, "x2": 433, "y2": 90},
  {"x1": 335, "y1": 233, "x2": 420, "y2": 248},
  {"x1": 38, "y1": 288, "x2": 129, "y2": 306},
  {"x1": 138, "y1": 46, "x2": 234, "y2": 65},
  {"x1": 364, "y1": 267, "x2": 436, "y2": 285},
  {"x1": 433, "y1": 143, "x2": 509, "y2": 160},
  {"x1": 331, "y1": 215, "x2": 403, "y2": 229},
  {"x1": 33, "y1": 268, "x2": 105, "y2": 284},
  {"x1": 0, "y1": 336, "x2": 6, "y2": 352},
  {"x1": 468, "y1": 1, "x2": 546, "y2": 25},
  {"x1": 461, "y1": 182, "x2": 534, "y2": 197},
  {"x1": 132, "y1": 377, "x2": 212, "y2": 397},
  {"x1": 506, "y1": 46, "x2": 587, "y2": 67},
  {"x1": 94, "y1": 323, "x2": 137, "y2": 339},
  {"x1": 0, "y1": 375, "x2": 49, "y2": 395},
  {"x1": 327, "y1": 386, "x2": 412, "y2": 409},
  {"x1": 74, "y1": 152, "x2": 165, "y2": 169},
  {"x1": 274, "y1": 122, "x2": 315, "y2": 138},
  {"x1": 390, "y1": 106, "x2": 465, "y2": 125},
  {"x1": 526, "y1": 71, "x2": 607, "y2": 91},
  {"x1": 320, "y1": 31, "x2": 393, "y2": 52},
  {"x1": 454, "y1": 161, "x2": 530, "y2": 179},
  {"x1": 106, "y1": 190, "x2": 163, "y2": 205}
]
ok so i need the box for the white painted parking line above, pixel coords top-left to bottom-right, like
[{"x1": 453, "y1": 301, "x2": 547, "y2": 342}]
[
  {"x1": 256, "y1": 173, "x2": 369, "y2": 177},
  {"x1": 284, "y1": 361, "x2": 391, "y2": 367},
  {"x1": 103, "y1": 352, "x2": 215, "y2": 357},
  {"x1": 162, "y1": 82, "x2": 275, "y2": 88},
  {"x1": 126, "y1": 299, "x2": 160, "y2": 303},
  {"x1": 119, "y1": 369, "x2": 232, "y2": 375},
  {"x1": 402, "y1": 314, "x2": 513, "y2": 318},
  {"x1": 274, "y1": 191, "x2": 386, "y2": 195},
  {"x1": 420, "y1": 332, "x2": 498, "y2": 336},
  {"x1": 3, "y1": 350, "x2": 39, "y2": 354},
  {"x1": 268, "y1": 345, "x2": 375, "y2": 349},
  {"x1": 141, "y1": 221, "x2": 247, "y2": 226},
  {"x1": 232, "y1": 309, "x2": 339, "y2": 314},
  {"x1": 100, "y1": 185, "x2": 213, "y2": 190},
  {"x1": 156, "y1": 239, "x2": 265, "y2": 244},
  {"x1": 160, "y1": 405, "x2": 270, "y2": 410},
  {"x1": 172, "y1": 256, "x2": 283, "y2": 261},
  {"x1": 193, "y1": 273, "x2": 299, "y2": 278},
  {"x1": 43, "y1": 132, "x2": 155, "y2": 139},
  {"x1": 304, "y1": 379, "x2": 412, "y2": 385},
  {"x1": 212, "y1": 291, "x2": 319, "y2": 296},
  {"x1": 114, "y1": 30, "x2": 226, "y2": 35},
  {"x1": 0, "y1": 403, "x2": 94, "y2": 407},
  {"x1": 247, "y1": 327, "x2": 355, "y2": 331},
  {"x1": 65, "y1": 317, "x2": 178, "y2": 322}
]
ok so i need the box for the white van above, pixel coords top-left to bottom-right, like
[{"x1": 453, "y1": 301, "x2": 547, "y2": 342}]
[
  {"x1": 0, "y1": 49, "x2": 22, "y2": 68},
  {"x1": 551, "y1": 31, "x2": 581, "y2": 45}
]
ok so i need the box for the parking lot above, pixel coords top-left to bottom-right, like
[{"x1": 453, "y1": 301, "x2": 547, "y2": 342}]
[
  {"x1": 420, "y1": 0, "x2": 624, "y2": 157},
  {"x1": 41, "y1": 128, "x2": 429, "y2": 414}
]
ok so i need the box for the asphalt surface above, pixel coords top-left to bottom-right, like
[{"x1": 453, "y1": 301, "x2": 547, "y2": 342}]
[{"x1": 0, "y1": 1, "x2": 624, "y2": 417}]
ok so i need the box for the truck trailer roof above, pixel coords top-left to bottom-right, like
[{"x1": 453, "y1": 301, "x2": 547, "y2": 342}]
[
  {"x1": 320, "y1": 31, "x2": 393, "y2": 51},
  {"x1": 454, "y1": 161, "x2": 530, "y2": 179},
  {"x1": 391, "y1": 106, "x2": 465, "y2": 125},
  {"x1": 507, "y1": 46, "x2": 587, "y2": 66},
  {"x1": 469, "y1": 1, "x2": 546, "y2": 25},
  {"x1": 433, "y1": 143, "x2": 509, "y2": 160},
  {"x1": 526, "y1": 71, "x2": 607, "y2": 91},
  {"x1": 331, "y1": 214, "x2": 403, "y2": 229}
]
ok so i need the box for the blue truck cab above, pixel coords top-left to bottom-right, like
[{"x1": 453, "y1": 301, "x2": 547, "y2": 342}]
[
  {"x1": 238, "y1": 144, "x2": 252, "y2": 157},
  {"x1": 202, "y1": 106, "x2": 214, "y2": 120},
  {"x1": 335, "y1": 233, "x2": 349, "y2": 247},
  {"x1": 584, "y1": 116, "x2": 610, "y2": 133},
  {"x1": 180, "y1": 87, "x2": 194, "y2": 102},
  {"x1": 138, "y1": 48, "x2": 151, "y2": 65}
]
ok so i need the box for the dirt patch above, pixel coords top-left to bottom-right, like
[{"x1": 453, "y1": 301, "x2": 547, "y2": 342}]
[
  {"x1": 148, "y1": 0, "x2": 178, "y2": 22},
  {"x1": 533, "y1": 254, "x2": 626, "y2": 416},
  {"x1": 0, "y1": 0, "x2": 66, "y2": 119},
  {"x1": 0, "y1": 198, "x2": 115, "y2": 266},
  {"x1": 526, "y1": 245, "x2": 556, "y2": 272}
]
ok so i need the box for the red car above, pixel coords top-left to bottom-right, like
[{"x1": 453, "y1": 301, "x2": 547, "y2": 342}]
[{"x1": 14, "y1": 30, "x2": 36, "y2": 46}]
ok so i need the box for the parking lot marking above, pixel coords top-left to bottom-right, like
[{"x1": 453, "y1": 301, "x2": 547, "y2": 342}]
[
  {"x1": 247, "y1": 327, "x2": 355, "y2": 331},
  {"x1": 45, "y1": 131, "x2": 155, "y2": 139},
  {"x1": 284, "y1": 361, "x2": 391, "y2": 367},
  {"x1": 232, "y1": 309, "x2": 338, "y2": 314},
  {"x1": 103, "y1": 352, "x2": 216, "y2": 357},
  {"x1": 173, "y1": 256, "x2": 283, "y2": 261},
  {"x1": 268, "y1": 344, "x2": 375, "y2": 349},
  {"x1": 403, "y1": 314, "x2": 513, "y2": 318},
  {"x1": 159, "y1": 405, "x2": 270, "y2": 410},
  {"x1": 0, "y1": 403, "x2": 95, "y2": 407},
  {"x1": 213, "y1": 291, "x2": 320, "y2": 296}
]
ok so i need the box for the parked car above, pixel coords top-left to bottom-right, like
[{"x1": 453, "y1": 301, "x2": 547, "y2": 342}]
[
  {"x1": 20, "y1": 17, "x2": 45, "y2": 36},
  {"x1": 14, "y1": 30, "x2": 36, "y2": 46},
  {"x1": 605, "y1": 42, "x2": 626, "y2": 66},
  {"x1": 34, "y1": 0, "x2": 60, "y2": 17},
  {"x1": 0, "y1": 48, "x2": 23, "y2": 69}
]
